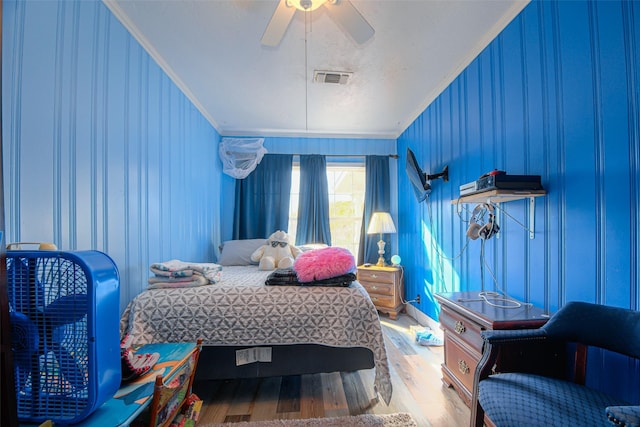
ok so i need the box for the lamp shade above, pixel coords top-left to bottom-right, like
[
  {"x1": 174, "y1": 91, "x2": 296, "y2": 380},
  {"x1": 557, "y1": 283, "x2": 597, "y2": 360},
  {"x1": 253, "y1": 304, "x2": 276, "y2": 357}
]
[{"x1": 367, "y1": 212, "x2": 397, "y2": 235}]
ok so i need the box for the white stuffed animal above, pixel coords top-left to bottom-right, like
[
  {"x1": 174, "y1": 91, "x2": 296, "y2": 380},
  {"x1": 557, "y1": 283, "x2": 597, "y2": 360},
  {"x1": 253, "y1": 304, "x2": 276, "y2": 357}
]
[{"x1": 251, "y1": 230, "x2": 302, "y2": 271}]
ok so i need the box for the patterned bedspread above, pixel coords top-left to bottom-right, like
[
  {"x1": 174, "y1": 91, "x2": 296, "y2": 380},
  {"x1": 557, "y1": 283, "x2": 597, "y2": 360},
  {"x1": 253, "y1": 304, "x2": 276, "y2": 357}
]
[{"x1": 120, "y1": 265, "x2": 392, "y2": 404}]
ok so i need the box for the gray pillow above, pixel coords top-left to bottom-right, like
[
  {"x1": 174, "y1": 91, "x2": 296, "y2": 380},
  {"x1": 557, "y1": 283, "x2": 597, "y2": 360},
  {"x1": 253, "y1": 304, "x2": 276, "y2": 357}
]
[{"x1": 218, "y1": 239, "x2": 266, "y2": 266}]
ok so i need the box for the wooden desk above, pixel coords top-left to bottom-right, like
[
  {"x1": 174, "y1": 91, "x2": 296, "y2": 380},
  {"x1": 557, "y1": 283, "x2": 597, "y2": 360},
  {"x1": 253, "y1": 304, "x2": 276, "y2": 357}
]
[
  {"x1": 435, "y1": 292, "x2": 550, "y2": 406},
  {"x1": 78, "y1": 341, "x2": 201, "y2": 427}
]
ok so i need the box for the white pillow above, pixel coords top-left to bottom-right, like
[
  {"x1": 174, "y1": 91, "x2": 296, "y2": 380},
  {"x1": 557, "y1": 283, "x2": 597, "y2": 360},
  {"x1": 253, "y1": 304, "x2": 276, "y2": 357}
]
[
  {"x1": 218, "y1": 239, "x2": 266, "y2": 266},
  {"x1": 298, "y1": 243, "x2": 329, "y2": 252}
]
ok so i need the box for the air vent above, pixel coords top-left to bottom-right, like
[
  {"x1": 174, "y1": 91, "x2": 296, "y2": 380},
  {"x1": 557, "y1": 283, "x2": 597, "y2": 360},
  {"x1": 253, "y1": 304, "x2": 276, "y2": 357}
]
[{"x1": 313, "y1": 70, "x2": 352, "y2": 85}]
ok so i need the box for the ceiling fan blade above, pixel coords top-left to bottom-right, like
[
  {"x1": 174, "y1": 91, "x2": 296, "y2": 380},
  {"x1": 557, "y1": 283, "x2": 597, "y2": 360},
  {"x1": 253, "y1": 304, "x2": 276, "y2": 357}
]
[
  {"x1": 325, "y1": 0, "x2": 374, "y2": 45},
  {"x1": 261, "y1": 0, "x2": 297, "y2": 47}
]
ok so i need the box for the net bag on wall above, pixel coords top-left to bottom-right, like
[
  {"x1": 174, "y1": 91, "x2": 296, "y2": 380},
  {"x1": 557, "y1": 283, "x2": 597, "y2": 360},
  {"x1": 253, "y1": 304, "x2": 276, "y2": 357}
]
[{"x1": 219, "y1": 137, "x2": 267, "y2": 179}]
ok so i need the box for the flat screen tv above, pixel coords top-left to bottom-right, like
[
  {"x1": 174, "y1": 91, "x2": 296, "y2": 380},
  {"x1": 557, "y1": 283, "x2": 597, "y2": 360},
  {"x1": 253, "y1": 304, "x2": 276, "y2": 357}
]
[
  {"x1": 405, "y1": 147, "x2": 449, "y2": 202},
  {"x1": 406, "y1": 148, "x2": 431, "y2": 202}
]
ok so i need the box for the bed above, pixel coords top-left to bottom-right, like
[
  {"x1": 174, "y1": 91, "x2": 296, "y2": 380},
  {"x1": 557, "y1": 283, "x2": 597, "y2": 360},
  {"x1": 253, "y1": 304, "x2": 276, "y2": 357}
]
[{"x1": 120, "y1": 244, "x2": 393, "y2": 405}]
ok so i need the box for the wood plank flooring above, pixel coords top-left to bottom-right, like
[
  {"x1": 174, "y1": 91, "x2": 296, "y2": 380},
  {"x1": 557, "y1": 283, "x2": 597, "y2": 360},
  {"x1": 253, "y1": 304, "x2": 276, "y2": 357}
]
[{"x1": 192, "y1": 313, "x2": 470, "y2": 426}]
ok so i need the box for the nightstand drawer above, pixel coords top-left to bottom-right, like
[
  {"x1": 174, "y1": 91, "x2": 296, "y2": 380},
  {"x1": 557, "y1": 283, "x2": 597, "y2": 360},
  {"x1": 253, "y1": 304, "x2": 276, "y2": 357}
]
[
  {"x1": 360, "y1": 280, "x2": 394, "y2": 296},
  {"x1": 440, "y1": 306, "x2": 484, "y2": 353},
  {"x1": 444, "y1": 335, "x2": 478, "y2": 393},
  {"x1": 368, "y1": 293, "x2": 396, "y2": 309},
  {"x1": 357, "y1": 269, "x2": 396, "y2": 284}
]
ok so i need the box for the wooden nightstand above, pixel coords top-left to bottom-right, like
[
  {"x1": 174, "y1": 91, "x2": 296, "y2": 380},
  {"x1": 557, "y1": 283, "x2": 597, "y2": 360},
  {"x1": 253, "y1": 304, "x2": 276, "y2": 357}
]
[
  {"x1": 357, "y1": 265, "x2": 404, "y2": 320},
  {"x1": 434, "y1": 292, "x2": 550, "y2": 406}
]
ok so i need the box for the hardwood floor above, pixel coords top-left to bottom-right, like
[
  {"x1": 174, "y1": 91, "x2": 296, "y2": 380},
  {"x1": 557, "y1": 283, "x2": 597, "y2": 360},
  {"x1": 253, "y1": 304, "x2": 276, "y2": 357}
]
[{"x1": 192, "y1": 313, "x2": 470, "y2": 426}]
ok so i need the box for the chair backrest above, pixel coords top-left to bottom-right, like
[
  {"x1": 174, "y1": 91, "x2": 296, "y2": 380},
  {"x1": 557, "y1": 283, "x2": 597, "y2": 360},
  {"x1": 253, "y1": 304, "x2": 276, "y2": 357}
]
[{"x1": 542, "y1": 301, "x2": 640, "y2": 359}]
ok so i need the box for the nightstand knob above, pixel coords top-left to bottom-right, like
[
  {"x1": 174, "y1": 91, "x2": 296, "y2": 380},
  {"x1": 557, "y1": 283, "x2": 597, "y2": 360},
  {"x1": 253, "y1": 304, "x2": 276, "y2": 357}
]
[
  {"x1": 371, "y1": 274, "x2": 378, "y2": 278},
  {"x1": 454, "y1": 321, "x2": 466, "y2": 334},
  {"x1": 372, "y1": 286, "x2": 378, "y2": 290},
  {"x1": 371, "y1": 297, "x2": 378, "y2": 302}
]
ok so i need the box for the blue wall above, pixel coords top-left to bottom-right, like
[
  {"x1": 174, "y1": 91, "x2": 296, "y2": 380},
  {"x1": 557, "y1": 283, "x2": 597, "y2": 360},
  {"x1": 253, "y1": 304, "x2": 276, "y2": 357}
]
[
  {"x1": 2, "y1": 0, "x2": 224, "y2": 311},
  {"x1": 398, "y1": 0, "x2": 640, "y2": 400}
]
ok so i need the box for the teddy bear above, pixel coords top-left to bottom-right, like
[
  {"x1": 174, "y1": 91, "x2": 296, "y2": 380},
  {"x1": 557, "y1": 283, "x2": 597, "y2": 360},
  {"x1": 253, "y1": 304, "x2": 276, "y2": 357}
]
[{"x1": 251, "y1": 230, "x2": 302, "y2": 271}]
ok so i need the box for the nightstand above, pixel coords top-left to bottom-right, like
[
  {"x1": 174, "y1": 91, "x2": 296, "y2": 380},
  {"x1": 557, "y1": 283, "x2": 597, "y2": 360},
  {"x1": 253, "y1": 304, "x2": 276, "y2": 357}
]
[
  {"x1": 357, "y1": 265, "x2": 404, "y2": 320},
  {"x1": 434, "y1": 292, "x2": 550, "y2": 406}
]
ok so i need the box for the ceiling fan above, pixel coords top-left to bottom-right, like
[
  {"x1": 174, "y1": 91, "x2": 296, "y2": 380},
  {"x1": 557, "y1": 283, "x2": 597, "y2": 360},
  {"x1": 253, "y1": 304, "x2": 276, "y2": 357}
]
[{"x1": 261, "y1": 0, "x2": 375, "y2": 47}]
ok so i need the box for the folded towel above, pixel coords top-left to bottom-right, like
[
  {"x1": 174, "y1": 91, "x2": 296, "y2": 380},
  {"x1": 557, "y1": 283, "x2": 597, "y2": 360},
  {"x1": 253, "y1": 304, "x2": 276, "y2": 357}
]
[
  {"x1": 150, "y1": 266, "x2": 194, "y2": 278},
  {"x1": 150, "y1": 260, "x2": 222, "y2": 283},
  {"x1": 148, "y1": 274, "x2": 202, "y2": 284},
  {"x1": 147, "y1": 274, "x2": 209, "y2": 289}
]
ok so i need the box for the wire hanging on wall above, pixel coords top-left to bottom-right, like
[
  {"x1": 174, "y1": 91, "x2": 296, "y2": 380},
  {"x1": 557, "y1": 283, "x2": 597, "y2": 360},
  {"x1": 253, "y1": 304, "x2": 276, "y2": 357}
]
[{"x1": 451, "y1": 200, "x2": 534, "y2": 308}]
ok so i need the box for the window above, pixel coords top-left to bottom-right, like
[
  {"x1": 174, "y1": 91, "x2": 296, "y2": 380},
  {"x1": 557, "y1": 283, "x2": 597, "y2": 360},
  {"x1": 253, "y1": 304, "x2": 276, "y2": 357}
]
[{"x1": 288, "y1": 158, "x2": 365, "y2": 257}]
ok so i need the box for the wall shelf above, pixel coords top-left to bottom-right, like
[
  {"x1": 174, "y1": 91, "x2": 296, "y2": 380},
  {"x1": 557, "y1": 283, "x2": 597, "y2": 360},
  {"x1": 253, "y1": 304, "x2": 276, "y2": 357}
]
[
  {"x1": 451, "y1": 189, "x2": 546, "y2": 205},
  {"x1": 451, "y1": 189, "x2": 546, "y2": 239}
]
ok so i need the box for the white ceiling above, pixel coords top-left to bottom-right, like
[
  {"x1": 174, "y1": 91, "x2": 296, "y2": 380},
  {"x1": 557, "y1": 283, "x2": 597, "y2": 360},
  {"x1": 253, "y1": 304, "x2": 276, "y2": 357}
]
[{"x1": 104, "y1": 0, "x2": 529, "y2": 139}]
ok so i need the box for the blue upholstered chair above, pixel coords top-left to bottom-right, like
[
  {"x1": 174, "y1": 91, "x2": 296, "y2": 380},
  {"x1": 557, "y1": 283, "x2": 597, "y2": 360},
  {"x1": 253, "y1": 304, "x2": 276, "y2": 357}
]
[{"x1": 470, "y1": 301, "x2": 640, "y2": 427}]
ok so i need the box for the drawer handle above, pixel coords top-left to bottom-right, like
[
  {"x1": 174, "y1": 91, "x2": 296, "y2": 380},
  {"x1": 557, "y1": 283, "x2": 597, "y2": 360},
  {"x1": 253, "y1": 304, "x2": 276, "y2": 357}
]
[
  {"x1": 371, "y1": 274, "x2": 378, "y2": 278},
  {"x1": 372, "y1": 286, "x2": 378, "y2": 290},
  {"x1": 454, "y1": 321, "x2": 466, "y2": 334},
  {"x1": 371, "y1": 297, "x2": 378, "y2": 302},
  {"x1": 458, "y1": 359, "x2": 470, "y2": 375}
]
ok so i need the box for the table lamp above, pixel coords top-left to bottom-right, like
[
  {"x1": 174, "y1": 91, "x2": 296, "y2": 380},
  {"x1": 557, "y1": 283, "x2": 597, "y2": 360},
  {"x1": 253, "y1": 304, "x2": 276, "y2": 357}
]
[{"x1": 367, "y1": 212, "x2": 397, "y2": 267}]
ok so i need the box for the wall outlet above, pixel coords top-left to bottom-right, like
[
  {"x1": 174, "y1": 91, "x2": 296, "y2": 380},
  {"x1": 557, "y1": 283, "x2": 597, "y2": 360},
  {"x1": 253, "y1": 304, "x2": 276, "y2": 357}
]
[{"x1": 416, "y1": 294, "x2": 421, "y2": 304}]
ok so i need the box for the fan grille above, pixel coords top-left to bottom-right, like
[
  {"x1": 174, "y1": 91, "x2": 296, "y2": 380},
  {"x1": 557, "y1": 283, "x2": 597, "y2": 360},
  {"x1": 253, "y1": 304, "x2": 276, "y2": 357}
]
[{"x1": 8, "y1": 256, "x2": 90, "y2": 422}]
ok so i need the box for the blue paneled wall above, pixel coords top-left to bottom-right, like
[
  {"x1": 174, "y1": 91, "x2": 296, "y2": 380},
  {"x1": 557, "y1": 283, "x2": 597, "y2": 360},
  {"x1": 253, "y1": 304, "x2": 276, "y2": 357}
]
[
  {"x1": 2, "y1": 0, "x2": 223, "y2": 311},
  {"x1": 397, "y1": 0, "x2": 640, "y2": 400}
]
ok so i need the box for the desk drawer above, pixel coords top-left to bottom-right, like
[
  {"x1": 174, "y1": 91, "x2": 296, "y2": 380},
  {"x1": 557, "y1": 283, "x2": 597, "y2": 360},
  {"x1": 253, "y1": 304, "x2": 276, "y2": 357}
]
[{"x1": 440, "y1": 306, "x2": 484, "y2": 353}]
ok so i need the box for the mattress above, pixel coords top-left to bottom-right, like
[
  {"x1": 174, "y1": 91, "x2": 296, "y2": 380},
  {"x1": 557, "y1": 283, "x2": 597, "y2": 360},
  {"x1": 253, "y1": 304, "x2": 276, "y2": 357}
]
[{"x1": 120, "y1": 265, "x2": 392, "y2": 404}]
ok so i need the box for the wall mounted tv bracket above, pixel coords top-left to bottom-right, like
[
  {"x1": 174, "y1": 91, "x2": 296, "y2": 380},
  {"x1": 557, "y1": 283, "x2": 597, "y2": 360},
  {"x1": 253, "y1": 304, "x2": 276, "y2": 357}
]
[{"x1": 427, "y1": 165, "x2": 449, "y2": 183}]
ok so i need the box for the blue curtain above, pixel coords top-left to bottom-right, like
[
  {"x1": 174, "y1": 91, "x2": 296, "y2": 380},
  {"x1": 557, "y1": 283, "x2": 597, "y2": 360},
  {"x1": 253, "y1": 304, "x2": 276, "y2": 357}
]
[
  {"x1": 295, "y1": 155, "x2": 332, "y2": 246},
  {"x1": 233, "y1": 154, "x2": 293, "y2": 239},
  {"x1": 358, "y1": 156, "x2": 391, "y2": 265}
]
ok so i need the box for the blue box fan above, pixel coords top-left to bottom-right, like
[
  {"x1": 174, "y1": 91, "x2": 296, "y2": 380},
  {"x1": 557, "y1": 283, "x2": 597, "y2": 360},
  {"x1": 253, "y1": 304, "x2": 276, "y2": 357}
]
[{"x1": 7, "y1": 249, "x2": 121, "y2": 424}]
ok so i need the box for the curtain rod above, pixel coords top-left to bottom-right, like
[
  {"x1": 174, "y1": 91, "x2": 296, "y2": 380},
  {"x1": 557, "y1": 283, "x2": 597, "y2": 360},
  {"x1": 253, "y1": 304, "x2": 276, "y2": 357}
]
[{"x1": 286, "y1": 154, "x2": 399, "y2": 158}]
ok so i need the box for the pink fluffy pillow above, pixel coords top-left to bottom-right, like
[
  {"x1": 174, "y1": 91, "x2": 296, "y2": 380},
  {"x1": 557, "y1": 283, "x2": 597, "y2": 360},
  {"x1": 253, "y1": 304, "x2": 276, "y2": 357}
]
[{"x1": 293, "y1": 246, "x2": 355, "y2": 283}]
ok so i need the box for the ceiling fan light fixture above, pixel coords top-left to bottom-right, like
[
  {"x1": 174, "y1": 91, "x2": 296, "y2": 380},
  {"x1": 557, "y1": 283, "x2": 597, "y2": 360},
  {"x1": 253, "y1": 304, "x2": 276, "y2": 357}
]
[
  {"x1": 262, "y1": 0, "x2": 373, "y2": 47},
  {"x1": 287, "y1": 0, "x2": 327, "y2": 12}
]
